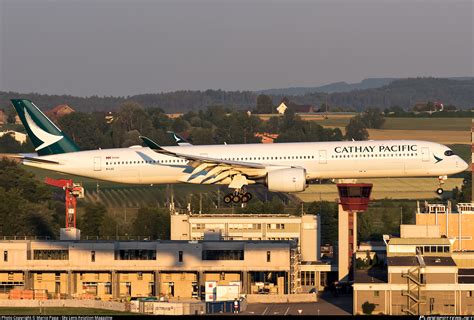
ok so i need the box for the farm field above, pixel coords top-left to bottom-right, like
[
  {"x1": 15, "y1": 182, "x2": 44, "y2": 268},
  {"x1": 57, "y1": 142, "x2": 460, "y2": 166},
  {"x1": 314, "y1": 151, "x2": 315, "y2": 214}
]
[
  {"x1": 382, "y1": 117, "x2": 471, "y2": 131},
  {"x1": 258, "y1": 114, "x2": 472, "y2": 132},
  {"x1": 296, "y1": 177, "x2": 466, "y2": 202},
  {"x1": 367, "y1": 129, "x2": 470, "y2": 144}
]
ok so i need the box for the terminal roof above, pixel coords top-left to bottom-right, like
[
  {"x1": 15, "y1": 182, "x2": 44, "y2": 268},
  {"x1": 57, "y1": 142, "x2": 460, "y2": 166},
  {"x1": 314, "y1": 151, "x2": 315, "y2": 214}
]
[
  {"x1": 387, "y1": 238, "x2": 451, "y2": 245},
  {"x1": 387, "y1": 256, "x2": 456, "y2": 267}
]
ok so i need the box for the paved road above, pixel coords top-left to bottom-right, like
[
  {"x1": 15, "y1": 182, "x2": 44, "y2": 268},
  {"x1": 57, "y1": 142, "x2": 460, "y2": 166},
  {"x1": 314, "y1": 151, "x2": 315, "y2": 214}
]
[{"x1": 242, "y1": 294, "x2": 352, "y2": 316}]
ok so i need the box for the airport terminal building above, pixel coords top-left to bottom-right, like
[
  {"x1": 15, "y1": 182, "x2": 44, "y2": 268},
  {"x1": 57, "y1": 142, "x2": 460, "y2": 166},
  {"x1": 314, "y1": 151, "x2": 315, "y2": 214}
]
[
  {"x1": 0, "y1": 239, "x2": 293, "y2": 300},
  {"x1": 0, "y1": 211, "x2": 332, "y2": 301}
]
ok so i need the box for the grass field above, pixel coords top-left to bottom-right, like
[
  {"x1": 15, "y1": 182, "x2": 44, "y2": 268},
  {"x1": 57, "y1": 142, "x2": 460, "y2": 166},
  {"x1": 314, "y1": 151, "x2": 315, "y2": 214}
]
[
  {"x1": 382, "y1": 117, "x2": 471, "y2": 131},
  {"x1": 367, "y1": 129, "x2": 470, "y2": 144},
  {"x1": 296, "y1": 177, "x2": 466, "y2": 202},
  {"x1": 0, "y1": 307, "x2": 133, "y2": 315},
  {"x1": 258, "y1": 114, "x2": 472, "y2": 132},
  {"x1": 321, "y1": 116, "x2": 471, "y2": 132}
]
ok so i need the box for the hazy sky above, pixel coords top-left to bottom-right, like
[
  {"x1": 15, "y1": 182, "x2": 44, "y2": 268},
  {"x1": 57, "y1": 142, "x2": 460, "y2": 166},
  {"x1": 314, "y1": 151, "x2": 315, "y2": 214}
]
[{"x1": 0, "y1": 0, "x2": 472, "y2": 96}]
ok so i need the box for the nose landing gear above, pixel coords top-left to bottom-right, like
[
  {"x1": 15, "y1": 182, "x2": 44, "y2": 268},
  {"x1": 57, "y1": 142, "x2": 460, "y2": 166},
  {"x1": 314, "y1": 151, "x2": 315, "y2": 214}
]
[
  {"x1": 223, "y1": 188, "x2": 253, "y2": 204},
  {"x1": 436, "y1": 176, "x2": 447, "y2": 195}
]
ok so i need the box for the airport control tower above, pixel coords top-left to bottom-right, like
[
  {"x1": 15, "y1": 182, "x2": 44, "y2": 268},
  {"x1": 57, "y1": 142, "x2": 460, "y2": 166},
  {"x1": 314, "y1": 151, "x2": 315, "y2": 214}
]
[{"x1": 337, "y1": 183, "x2": 372, "y2": 283}]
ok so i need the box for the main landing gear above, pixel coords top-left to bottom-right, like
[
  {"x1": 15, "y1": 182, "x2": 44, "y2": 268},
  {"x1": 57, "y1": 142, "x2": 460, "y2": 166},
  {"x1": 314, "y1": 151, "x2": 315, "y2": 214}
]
[
  {"x1": 223, "y1": 188, "x2": 253, "y2": 204},
  {"x1": 436, "y1": 175, "x2": 447, "y2": 195}
]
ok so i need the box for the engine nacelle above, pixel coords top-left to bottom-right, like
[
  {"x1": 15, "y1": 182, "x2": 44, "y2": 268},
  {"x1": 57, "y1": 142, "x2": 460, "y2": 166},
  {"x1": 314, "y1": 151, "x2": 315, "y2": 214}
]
[{"x1": 266, "y1": 168, "x2": 307, "y2": 192}]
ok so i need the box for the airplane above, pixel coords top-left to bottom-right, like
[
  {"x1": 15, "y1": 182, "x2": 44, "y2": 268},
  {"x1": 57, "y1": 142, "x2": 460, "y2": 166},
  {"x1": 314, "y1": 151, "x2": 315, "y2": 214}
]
[{"x1": 5, "y1": 99, "x2": 469, "y2": 204}]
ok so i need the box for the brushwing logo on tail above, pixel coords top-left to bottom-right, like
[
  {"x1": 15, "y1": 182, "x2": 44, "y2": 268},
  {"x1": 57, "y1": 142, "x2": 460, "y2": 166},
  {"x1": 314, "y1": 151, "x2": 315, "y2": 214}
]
[
  {"x1": 173, "y1": 133, "x2": 185, "y2": 144},
  {"x1": 23, "y1": 108, "x2": 63, "y2": 151}
]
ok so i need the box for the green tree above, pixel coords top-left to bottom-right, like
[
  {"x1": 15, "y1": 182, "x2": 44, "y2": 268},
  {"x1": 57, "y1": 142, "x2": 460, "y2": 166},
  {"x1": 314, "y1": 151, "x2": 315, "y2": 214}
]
[
  {"x1": 118, "y1": 101, "x2": 153, "y2": 133},
  {"x1": 453, "y1": 175, "x2": 472, "y2": 203},
  {"x1": 265, "y1": 116, "x2": 281, "y2": 133},
  {"x1": 201, "y1": 105, "x2": 228, "y2": 124},
  {"x1": 345, "y1": 116, "x2": 369, "y2": 140},
  {"x1": 122, "y1": 129, "x2": 142, "y2": 147},
  {"x1": 148, "y1": 108, "x2": 173, "y2": 130},
  {"x1": 131, "y1": 207, "x2": 170, "y2": 239},
  {"x1": 172, "y1": 117, "x2": 190, "y2": 133},
  {"x1": 306, "y1": 201, "x2": 338, "y2": 245},
  {"x1": 215, "y1": 112, "x2": 262, "y2": 144},
  {"x1": 255, "y1": 94, "x2": 274, "y2": 114},
  {"x1": 361, "y1": 107, "x2": 385, "y2": 129},
  {"x1": 268, "y1": 196, "x2": 285, "y2": 213},
  {"x1": 58, "y1": 112, "x2": 101, "y2": 150},
  {"x1": 0, "y1": 159, "x2": 51, "y2": 202},
  {"x1": 0, "y1": 134, "x2": 23, "y2": 153},
  {"x1": 239, "y1": 197, "x2": 285, "y2": 214},
  {"x1": 80, "y1": 203, "x2": 107, "y2": 237},
  {"x1": 189, "y1": 128, "x2": 214, "y2": 145},
  {"x1": 275, "y1": 111, "x2": 343, "y2": 143},
  {"x1": 6, "y1": 108, "x2": 17, "y2": 124},
  {"x1": 0, "y1": 160, "x2": 60, "y2": 238}
]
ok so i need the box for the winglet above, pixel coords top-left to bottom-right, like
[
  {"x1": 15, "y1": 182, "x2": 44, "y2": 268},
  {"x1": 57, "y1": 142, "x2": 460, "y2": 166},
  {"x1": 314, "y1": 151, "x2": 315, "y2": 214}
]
[{"x1": 139, "y1": 136, "x2": 163, "y2": 150}]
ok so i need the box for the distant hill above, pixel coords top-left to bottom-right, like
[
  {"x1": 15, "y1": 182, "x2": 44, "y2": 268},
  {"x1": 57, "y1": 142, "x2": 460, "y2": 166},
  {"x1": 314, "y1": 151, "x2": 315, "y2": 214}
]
[
  {"x1": 0, "y1": 77, "x2": 472, "y2": 113},
  {"x1": 0, "y1": 90, "x2": 257, "y2": 113},
  {"x1": 260, "y1": 77, "x2": 474, "y2": 96},
  {"x1": 282, "y1": 77, "x2": 474, "y2": 110},
  {"x1": 259, "y1": 78, "x2": 397, "y2": 95}
]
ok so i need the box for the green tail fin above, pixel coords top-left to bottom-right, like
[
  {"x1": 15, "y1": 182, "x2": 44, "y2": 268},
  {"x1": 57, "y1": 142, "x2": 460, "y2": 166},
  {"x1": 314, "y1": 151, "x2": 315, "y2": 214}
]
[{"x1": 10, "y1": 99, "x2": 80, "y2": 156}]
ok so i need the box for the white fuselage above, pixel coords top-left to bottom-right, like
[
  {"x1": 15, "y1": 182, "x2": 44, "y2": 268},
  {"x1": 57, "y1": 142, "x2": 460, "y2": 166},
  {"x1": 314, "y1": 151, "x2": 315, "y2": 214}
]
[{"x1": 22, "y1": 140, "x2": 467, "y2": 186}]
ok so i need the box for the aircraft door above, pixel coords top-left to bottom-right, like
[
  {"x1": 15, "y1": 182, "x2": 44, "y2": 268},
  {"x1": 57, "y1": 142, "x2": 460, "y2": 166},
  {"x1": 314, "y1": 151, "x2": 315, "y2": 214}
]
[
  {"x1": 318, "y1": 150, "x2": 327, "y2": 164},
  {"x1": 93, "y1": 157, "x2": 102, "y2": 171},
  {"x1": 421, "y1": 147, "x2": 430, "y2": 162}
]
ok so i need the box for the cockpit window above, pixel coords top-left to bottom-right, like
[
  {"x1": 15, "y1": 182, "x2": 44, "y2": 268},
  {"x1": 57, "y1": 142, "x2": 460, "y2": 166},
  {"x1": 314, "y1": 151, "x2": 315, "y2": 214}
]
[{"x1": 444, "y1": 150, "x2": 454, "y2": 156}]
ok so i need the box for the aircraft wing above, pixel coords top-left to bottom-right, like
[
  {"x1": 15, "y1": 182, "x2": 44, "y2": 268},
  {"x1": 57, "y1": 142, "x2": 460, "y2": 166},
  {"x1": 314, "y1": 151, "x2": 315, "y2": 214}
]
[{"x1": 140, "y1": 136, "x2": 269, "y2": 188}]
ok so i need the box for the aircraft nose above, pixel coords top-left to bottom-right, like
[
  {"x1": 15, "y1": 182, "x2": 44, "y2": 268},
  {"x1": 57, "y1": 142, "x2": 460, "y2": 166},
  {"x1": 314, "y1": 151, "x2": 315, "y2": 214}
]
[{"x1": 458, "y1": 157, "x2": 469, "y2": 171}]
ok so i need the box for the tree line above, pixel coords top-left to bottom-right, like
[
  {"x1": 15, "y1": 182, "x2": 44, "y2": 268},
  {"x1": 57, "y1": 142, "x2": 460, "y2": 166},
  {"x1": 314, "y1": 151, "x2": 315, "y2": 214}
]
[
  {"x1": 0, "y1": 99, "x2": 386, "y2": 154},
  {"x1": 0, "y1": 159, "x2": 172, "y2": 240},
  {"x1": 1, "y1": 78, "x2": 472, "y2": 114}
]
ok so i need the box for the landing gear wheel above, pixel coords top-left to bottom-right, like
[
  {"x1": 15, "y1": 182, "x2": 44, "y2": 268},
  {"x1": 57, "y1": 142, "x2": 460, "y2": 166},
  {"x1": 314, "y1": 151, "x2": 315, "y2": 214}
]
[
  {"x1": 436, "y1": 188, "x2": 444, "y2": 195},
  {"x1": 241, "y1": 194, "x2": 250, "y2": 203},
  {"x1": 244, "y1": 192, "x2": 252, "y2": 201},
  {"x1": 223, "y1": 195, "x2": 232, "y2": 204},
  {"x1": 232, "y1": 195, "x2": 241, "y2": 203}
]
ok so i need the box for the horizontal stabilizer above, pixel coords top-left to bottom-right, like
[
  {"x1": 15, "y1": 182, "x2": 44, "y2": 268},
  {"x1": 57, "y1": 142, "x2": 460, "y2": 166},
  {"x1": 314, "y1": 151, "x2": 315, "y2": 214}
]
[{"x1": 0, "y1": 153, "x2": 60, "y2": 165}]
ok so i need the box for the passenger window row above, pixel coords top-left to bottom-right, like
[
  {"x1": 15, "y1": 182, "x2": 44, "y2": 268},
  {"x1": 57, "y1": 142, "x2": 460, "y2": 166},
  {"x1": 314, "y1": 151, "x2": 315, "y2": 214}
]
[{"x1": 332, "y1": 153, "x2": 418, "y2": 159}]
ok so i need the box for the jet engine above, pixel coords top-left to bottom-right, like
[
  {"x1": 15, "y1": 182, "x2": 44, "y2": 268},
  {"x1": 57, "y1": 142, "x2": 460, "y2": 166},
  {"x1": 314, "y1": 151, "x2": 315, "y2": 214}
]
[{"x1": 266, "y1": 168, "x2": 307, "y2": 192}]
